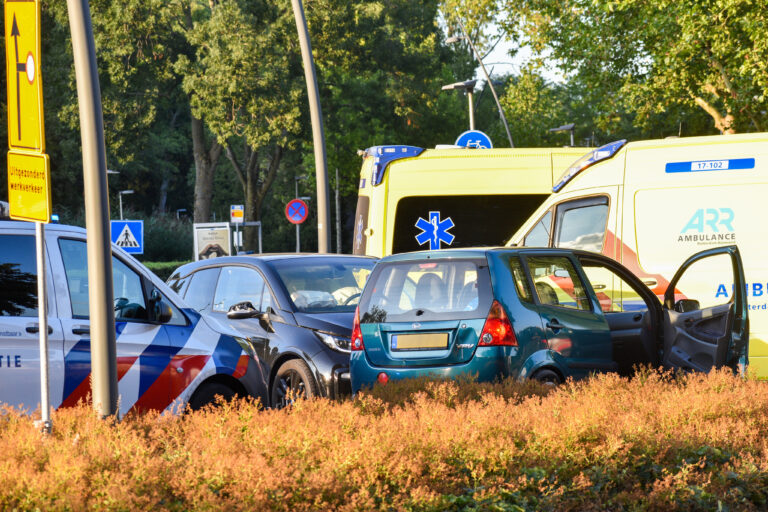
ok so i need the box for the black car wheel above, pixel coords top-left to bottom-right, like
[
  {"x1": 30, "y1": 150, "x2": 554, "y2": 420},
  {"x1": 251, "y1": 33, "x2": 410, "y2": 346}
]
[
  {"x1": 532, "y1": 368, "x2": 562, "y2": 387},
  {"x1": 188, "y1": 382, "x2": 238, "y2": 411},
  {"x1": 271, "y1": 359, "x2": 319, "y2": 409}
]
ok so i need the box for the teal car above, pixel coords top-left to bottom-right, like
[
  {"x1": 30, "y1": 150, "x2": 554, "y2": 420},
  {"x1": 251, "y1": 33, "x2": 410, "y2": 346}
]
[{"x1": 350, "y1": 246, "x2": 748, "y2": 392}]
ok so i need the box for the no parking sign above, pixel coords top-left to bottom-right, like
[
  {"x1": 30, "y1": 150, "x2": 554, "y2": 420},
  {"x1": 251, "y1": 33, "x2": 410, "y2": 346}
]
[{"x1": 285, "y1": 199, "x2": 308, "y2": 225}]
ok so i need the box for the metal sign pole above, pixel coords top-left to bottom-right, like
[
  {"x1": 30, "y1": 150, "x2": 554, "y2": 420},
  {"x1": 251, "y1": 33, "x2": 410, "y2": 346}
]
[
  {"x1": 35, "y1": 222, "x2": 51, "y2": 433},
  {"x1": 66, "y1": 0, "x2": 118, "y2": 417}
]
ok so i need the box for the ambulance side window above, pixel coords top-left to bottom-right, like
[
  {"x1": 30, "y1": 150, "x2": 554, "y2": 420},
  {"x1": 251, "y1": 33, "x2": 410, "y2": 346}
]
[
  {"x1": 554, "y1": 196, "x2": 609, "y2": 253},
  {"x1": 524, "y1": 210, "x2": 552, "y2": 247}
]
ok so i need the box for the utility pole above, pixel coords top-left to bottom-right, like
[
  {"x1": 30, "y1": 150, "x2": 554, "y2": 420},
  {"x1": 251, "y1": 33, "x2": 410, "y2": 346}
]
[
  {"x1": 451, "y1": 17, "x2": 514, "y2": 147},
  {"x1": 291, "y1": 0, "x2": 331, "y2": 253},
  {"x1": 335, "y1": 168, "x2": 342, "y2": 253},
  {"x1": 66, "y1": 0, "x2": 118, "y2": 417}
]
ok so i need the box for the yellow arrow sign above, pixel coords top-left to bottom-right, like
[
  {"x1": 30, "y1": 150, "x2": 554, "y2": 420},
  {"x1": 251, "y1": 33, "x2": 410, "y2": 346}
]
[{"x1": 5, "y1": 0, "x2": 45, "y2": 152}]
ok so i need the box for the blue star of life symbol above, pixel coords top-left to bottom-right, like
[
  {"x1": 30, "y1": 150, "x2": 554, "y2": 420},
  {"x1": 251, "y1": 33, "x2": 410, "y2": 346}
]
[{"x1": 415, "y1": 211, "x2": 455, "y2": 250}]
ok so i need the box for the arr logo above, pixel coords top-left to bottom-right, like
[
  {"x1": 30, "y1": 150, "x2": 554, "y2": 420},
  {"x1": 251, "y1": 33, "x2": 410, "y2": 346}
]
[
  {"x1": 678, "y1": 208, "x2": 736, "y2": 244},
  {"x1": 681, "y1": 208, "x2": 734, "y2": 233}
]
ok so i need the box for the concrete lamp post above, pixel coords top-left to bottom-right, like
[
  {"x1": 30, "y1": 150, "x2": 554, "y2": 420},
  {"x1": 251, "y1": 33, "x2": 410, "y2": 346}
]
[
  {"x1": 442, "y1": 79, "x2": 478, "y2": 131},
  {"x1": 118, "y1": 190, "x2": 133, "y2": 220}
]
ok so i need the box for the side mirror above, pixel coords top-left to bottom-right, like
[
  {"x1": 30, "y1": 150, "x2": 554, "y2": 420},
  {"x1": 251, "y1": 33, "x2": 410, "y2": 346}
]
[
  {"x1": 149, "y1": 289, "x2": 173, "y2": 323},
  {"x1": 674, "y1": 299, "x2": 700, "y2": 313},
  {"x1": 227, "y1": 301, "x2": 260, "y2": 319},
  {"x1": 155, "y1": 301, "x2": 173, "y2": 324}
]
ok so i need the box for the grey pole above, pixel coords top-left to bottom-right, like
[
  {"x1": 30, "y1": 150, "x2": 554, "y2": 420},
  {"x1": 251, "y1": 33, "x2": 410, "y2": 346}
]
[
  {"x1": 295, "y1": 178, "x2": 300, "y2": 253},
  {"x1": 467, "y1": 91, "x2": 475, "y2": 130},
  {"x1": 118, "y1": 193, "x2": 123, "y2": 220},
  {"x1": 456, "y1": 16, "x2": 514, "y2": 147},
  {"x1": 291, "y1": 0, "x2": 330, "y2": 253},
  {"x1": 35, "y1": 222, "x2": 51, "y2": 433},
  {"x1": 66, "y1": 0, "x2": 118, "y2": 417},
  {"x1": 335, "y1": 168, "x2": 341, "y2": 254}
]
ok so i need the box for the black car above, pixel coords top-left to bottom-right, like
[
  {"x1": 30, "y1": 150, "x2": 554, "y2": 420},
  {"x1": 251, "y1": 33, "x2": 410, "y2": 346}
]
[{"x1": 167, "y1": 254, "x2": 376, "y2": 407}]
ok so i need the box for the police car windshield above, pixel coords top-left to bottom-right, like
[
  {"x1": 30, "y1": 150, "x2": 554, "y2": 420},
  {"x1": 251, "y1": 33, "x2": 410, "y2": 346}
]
[{"x1": 270, "y1": 258, "x2": 374, "y2": 313}]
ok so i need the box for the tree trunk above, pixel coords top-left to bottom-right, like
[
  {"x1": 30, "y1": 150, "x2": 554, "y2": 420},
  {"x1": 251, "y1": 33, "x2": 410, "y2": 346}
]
[
  {"x1": 225, "y1": 142, "x2": 284, "y2": 251},
  {"x1": 192, "y1": 116, "x2": 222, "y2": 222},
  {"x1": 157, "y1": 175, "x2": 169, "y2": 214}
]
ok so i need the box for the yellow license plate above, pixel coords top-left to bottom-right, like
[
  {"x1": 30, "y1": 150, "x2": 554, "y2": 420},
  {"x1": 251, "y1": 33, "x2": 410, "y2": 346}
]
[{"x1": 392, "y1": 333, "x2": 448, "y2": 350}]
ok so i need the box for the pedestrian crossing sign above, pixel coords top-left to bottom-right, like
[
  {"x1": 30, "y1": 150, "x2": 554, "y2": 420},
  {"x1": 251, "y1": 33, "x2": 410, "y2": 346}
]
[{"x1": 111, "y1": 220, "x2": 144, "y2": 254}]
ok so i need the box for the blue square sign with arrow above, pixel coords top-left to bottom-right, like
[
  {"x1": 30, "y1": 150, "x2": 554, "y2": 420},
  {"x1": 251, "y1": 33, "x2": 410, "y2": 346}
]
[{"x1": 111, "y1": 220, "x2": 144, "y2": 254}]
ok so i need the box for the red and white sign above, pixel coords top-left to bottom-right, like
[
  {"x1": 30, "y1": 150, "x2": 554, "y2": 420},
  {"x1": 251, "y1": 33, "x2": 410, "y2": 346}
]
[{"x1": 285, "y1": 199, "x2": 308, "y2": 224}]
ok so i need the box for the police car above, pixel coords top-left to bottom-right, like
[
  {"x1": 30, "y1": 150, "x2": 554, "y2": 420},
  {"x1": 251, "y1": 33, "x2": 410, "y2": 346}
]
[{"x1": 0, "y1": 220, "x2": 267, "y2": 414}]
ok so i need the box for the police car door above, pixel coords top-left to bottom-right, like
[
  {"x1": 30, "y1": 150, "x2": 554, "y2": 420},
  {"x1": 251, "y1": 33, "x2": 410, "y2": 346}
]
[
  {"x1": 662, "y1": 246, "x2": 748, "y2": 372},
  {"x1": 57, "y1": 238, "x2": 172, "y2": 414},
  {"x1": 0, "y1": 229, "x2": 65, "y2": 410}
]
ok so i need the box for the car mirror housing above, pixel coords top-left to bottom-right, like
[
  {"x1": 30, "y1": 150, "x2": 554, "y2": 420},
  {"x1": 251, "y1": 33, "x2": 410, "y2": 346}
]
[
  {"x1": 227, "y1": 301, "x2": 260, "y2": 319},
  {"x1": 674, "y1": 299, "x2": 701, "y2": 313},
  {"x1": 155, "y1": 300, "x2": 173, "y2": 324}
]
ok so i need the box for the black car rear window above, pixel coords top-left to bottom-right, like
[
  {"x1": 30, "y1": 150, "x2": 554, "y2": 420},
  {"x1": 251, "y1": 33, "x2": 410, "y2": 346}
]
[{"x1": 359, "y1": 258, "x2": 492, "y2": 323}]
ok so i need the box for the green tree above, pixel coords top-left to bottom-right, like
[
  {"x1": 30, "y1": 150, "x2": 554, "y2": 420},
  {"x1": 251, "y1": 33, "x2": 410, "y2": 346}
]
[{"x1": 499, "y1": 0, "x2": 768, "y2": 134}]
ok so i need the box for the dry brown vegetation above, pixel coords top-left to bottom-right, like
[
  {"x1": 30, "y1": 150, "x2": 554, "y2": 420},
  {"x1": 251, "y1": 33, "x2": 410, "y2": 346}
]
[{"x1": 2, "y1": 369, "x2": 768, "y2": 511}]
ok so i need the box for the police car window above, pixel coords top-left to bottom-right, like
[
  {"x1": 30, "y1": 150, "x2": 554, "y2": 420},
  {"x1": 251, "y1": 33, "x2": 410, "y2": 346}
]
[
  {"x1": 112, "y1": 259, "x2": 148, "y2": 321},
  {"x1": 556, "y1": 202, "x2": 609, "y2": 252},
  {"x1": 0, "y1": 235, "x2": 38, "y2": 317},
  {"x1": 213, "y1": 267, "x2": 265, "y2": 313},
  {"x1": 59, "y1": 239, "x2": 148, "y2": 321},
  {"x1": 524, "y1": 210, "x2": 552, "y2": 247},
  {"x1": 526, "y1": 256, "x2": 591, "y2": 311},
  {"x1": 184, "y1": 267, "x2": 221, "y2": 312}
]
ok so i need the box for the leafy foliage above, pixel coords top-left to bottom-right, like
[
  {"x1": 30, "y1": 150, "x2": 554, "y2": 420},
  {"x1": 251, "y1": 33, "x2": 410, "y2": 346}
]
[
  {"x1": 2, "y1": 370, "x2": 768, "y2": 510},
  {"x1": 498, "y1": 0, "x2": 768, "y2": 133}
]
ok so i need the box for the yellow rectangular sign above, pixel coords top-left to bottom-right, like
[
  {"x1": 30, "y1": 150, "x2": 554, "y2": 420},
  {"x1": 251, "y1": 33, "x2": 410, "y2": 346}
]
[
  {"x1": 5, "y1": 0, "x2": 45, "y2": 152},
  {"x1": 7, "y1": 150, "x2": 51, "y2": 222}
]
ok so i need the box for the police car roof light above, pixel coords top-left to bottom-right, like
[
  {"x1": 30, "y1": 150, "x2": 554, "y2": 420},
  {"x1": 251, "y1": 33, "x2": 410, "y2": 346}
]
[
  {"x1": 364, "y1": 145, "x2": 425, "y2": 186},
  {"x1": 553, "y1": 139, "x2": 627, "y2": 192}
]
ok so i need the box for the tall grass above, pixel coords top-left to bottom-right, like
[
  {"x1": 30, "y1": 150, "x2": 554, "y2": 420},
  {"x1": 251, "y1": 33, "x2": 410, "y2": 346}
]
[{"x1": 1, "y1": 370, "x2": 767, "y2": 510}]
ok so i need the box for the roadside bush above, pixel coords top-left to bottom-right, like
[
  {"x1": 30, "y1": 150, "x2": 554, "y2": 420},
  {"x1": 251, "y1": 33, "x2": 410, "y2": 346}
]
[
  {"x1": 1, "y1": 370, "x2": 767, "y2": 511},
  {"x1": 145, "y1": 260, "x2": 191, "y2": 281}
]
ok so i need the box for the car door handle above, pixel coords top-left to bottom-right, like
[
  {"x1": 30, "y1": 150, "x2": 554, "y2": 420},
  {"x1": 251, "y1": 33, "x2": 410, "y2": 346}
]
[
  {"x1": 633, "y1": 313, "x2": 643, "y2": 322},
  {"x1": 72, "y1": 327, "x2": 90, "y2": 336},
  {"x1": 642, "y1": 279, "x2": 657, "y2": 287},
  {"x1": 26, "y1": 325, "x2": 53, "y2": 335},
  {"x1": 546, "y1": 319, "x2": 564, "y2": 331}
]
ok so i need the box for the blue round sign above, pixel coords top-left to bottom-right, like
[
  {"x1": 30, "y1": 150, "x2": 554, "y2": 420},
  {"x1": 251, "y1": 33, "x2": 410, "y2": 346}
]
[
  {"x1": 285, "y1": 199, "x2": 308, "y2": 224},
  {"x1": 455, "y1": 130, "x2": 493, "y2": 149}
]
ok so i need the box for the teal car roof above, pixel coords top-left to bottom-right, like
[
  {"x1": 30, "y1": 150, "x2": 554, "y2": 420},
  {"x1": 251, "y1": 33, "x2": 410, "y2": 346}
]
[{"x1": 379, "y1": 247, "x2": 576, "y2": 263}]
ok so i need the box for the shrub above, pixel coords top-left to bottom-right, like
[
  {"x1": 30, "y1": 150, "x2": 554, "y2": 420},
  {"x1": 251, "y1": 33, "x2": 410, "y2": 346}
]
[
  {"x1": 145, "y1": 260, "x2": 190, "y2": 281},
  {"x1": 1, "y1": 370, "x2": 767, "y2": 510}
]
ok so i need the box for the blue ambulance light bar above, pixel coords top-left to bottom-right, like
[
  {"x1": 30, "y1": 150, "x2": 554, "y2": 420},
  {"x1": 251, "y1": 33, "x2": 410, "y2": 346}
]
[
  {"x1": 553, "y1": 139, "x2": 627, "y2": 192},
  {"x1": 364, "y1": 145, "x2": 425, "y2": 186}
]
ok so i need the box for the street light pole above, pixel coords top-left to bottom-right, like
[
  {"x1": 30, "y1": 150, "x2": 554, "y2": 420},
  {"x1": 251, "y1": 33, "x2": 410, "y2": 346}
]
[
  {"x1": 118, "y1": 190, "x2": 133, "y2": 220},
  {"x1": 66, "y1": 0, "x2": 117, "y2": 418},
  {"x1": 291, "y1": 0, "x2": 331, "y2": 253},
  {"x1": 449, "y1": 17, "x2": 515, "y2": 147},
  {"x1": 442, "y1": 80, "x2": 477, "y2": 131}
]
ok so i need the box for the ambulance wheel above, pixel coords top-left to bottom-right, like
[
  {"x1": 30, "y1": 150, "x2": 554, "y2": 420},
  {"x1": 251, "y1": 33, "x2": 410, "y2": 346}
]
[
  {"x1": 532, "y1": 368, "x2": 562, "y2": 387},
  {"x1": 188, "y1": 382, "x2": 238, "y2": 410},
  {"x1": 271, "y1": 359, "x2": 319, "y2": 409}
]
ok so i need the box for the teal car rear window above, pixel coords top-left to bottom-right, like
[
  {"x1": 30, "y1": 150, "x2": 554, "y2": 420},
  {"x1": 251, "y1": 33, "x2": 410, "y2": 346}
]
[{"x1": 359, "y1": 258, "x2": 492, "y2": 323}]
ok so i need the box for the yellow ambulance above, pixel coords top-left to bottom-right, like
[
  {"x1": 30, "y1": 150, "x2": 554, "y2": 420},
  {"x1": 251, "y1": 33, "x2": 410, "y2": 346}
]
[
  {"x1": 507, "y1": 132, "x2": 768, "y2": 376},
  {"x1": 352, "y1": 145, "x2": 589, "y2": 258}
]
